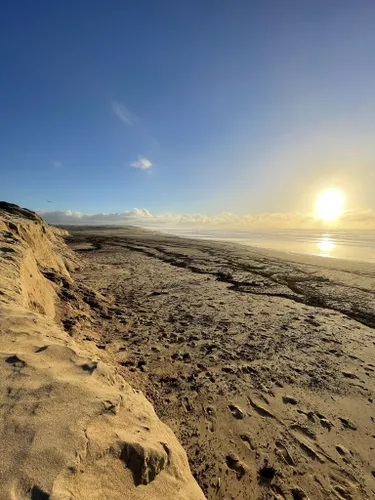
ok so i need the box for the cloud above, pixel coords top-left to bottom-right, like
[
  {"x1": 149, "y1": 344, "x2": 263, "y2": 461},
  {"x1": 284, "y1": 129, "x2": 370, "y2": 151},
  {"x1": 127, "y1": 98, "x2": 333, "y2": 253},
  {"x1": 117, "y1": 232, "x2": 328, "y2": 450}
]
[
  {"x1": 339, "y1": 208, "x2": 375, "y2": 224},
  {"x1": 111, "y1": 100, "x2": 135, "y2": 125},
  {"x1": 38, "y1": 208, "x2": 375, "y2": 229},
  {"x1": 51, "y1": 160, "x2": 62, "y2": 168},
  {"x1": 130, "y1": 156, "x2": 152, "y2": 170},
  {"x1": 39, "y1": 208, "x2": 154, "y2": 226}
]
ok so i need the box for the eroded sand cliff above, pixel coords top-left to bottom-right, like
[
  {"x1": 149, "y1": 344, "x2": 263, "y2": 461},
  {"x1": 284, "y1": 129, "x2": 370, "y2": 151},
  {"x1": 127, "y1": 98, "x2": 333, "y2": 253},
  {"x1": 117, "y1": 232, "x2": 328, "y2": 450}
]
[{"x1": 0, "y1": 203, "x2": 205, "y2": 500}]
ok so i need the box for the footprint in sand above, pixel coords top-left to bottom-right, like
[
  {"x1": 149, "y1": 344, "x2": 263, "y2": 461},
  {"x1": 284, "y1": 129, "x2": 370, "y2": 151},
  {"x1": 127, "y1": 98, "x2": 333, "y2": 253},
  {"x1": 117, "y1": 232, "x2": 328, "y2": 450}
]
[
  {"x1": 257, "y1": 464, "x2": 277, "y2": 486},
  {"x1": 290, "y1": 425, "x2": 327, "y2": 464},
  {"x1": 228, "y1": 404, "x2": 245, "y2": 419},
  {"x1": 275, "y1": 440, "x2": 296, "y2": 466},
  {"x1": 339, "y1": 417, "x2": 357, "y2": 430},
  {"x1": 297, "y1": 440, "x2": 325, "y2": 463},
  {"x1": 329, "y1": 471, "x2": 359, "y2": 500},
  {"x1": 240, "y1": 433, "x2": 255, "y2": 450},
  {"x1": 316, "y1": 412, "x2": 333, "y2": 430},
  {"x1": 222, "y1": 365, "x2": 237, "y2": 374},
  {"x1": 336, "y1": 444, "x2": 351, "y2": 457},
  {"x1": 182, "y1": 352, "x2": 191, "y2": 362},
  {"x1": 282, "y1": 395, "x2": 298, "y2": 405},
  {"x1": 290, "y1": 424, "x2": 316, "y2": 440},
  {"x1": 208, "y1": 421, "x2": 215, "y2": 432},
  {"x1": 226, "y1": 454, "x2": 246, "y2": 479},
  {"x1": 297, "y1": 409, "x2": 316, "y2": 423},
  {"x1": 35, "y1": 345, "x2": 49, "y2": 353},
  {"x1": 342, "y1": 371, "x2": 359, "y2": 380},
  {"x1": 205, "y1": 406, "x2": 215, "y2": 416},
  {"x1": 291, "y1": 487, "x2": 309, "y2": 499},
  {"x1": 80, "y1": 361, "x2": 98, "y2": 374},
  {"x1": 319, "y1": 418, "x2": 333, "y2": 430},
  {"x1": 28, "y1": 486, "x2": 49, "y2": 500},
  {"x1": 248, "y1": 397, "x2": 276, "y2": 419},
  {"x1": 5, "y1": 355, "x2": 26, "y2": 368}
]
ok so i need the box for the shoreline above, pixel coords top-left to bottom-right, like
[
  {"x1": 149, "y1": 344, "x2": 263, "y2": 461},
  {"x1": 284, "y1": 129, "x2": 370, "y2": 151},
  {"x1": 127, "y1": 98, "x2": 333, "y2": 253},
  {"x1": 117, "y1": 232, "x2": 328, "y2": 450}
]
[
  {"x1": 155, "y1": 227, "x2": 375, "y2": 266},
  {"x1": 163, "y1": 231, "x2": 375, "y2": 270}
]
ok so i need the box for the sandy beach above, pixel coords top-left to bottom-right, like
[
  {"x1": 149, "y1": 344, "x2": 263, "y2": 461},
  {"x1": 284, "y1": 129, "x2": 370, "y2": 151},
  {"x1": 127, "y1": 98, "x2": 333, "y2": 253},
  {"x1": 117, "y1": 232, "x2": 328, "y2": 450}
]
[{"x1": 64, "y1": 226, "x2": 375, "y2": 499}]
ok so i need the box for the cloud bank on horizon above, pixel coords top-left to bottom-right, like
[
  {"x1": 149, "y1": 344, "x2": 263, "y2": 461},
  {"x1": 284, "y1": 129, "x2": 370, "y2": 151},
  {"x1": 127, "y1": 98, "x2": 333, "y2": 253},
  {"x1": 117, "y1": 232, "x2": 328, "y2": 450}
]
[{"x1": 38, "y1": 208, "x2": 375, "y2": 230}]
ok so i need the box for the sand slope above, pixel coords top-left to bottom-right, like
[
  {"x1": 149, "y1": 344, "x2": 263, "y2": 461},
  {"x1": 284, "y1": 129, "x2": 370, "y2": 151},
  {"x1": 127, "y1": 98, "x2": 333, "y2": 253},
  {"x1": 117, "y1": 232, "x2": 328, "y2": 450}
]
[{"x1": 0, "y1": 203, "x2": 205, "y2": 500}]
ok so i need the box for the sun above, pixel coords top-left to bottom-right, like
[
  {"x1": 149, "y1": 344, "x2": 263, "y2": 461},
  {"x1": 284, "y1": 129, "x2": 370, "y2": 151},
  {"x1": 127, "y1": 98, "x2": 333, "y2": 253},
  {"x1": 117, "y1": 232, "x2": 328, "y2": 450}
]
[{"x1": 315, "y1": 188, "x2": 344, "y2": 221}]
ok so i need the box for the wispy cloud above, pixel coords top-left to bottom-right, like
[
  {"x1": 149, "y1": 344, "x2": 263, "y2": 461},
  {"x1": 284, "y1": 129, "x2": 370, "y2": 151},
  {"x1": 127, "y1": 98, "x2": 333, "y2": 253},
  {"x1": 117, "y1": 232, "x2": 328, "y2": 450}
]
[
  {"x1": 51, "y1": 160, "x2": 62, "y2": 168},
  {"x1": 111, "y1": 100, "x2": 135, "y2": 125},
  {"x1": 130, "y1": 156, "x2": 152, "y2": 170}
]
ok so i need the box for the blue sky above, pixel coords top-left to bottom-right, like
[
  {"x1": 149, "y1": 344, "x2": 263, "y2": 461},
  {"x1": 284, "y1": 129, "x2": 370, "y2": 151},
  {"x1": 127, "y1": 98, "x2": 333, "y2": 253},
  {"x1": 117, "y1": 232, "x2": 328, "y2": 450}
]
[{"x1": 1, "y1": 1, "x2": 375, "y2": 224}]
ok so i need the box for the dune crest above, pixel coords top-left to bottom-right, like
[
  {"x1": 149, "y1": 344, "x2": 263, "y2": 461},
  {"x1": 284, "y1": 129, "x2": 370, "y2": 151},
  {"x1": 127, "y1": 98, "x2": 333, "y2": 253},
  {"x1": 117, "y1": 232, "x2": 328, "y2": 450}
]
[{"x1": 0, "y1": 202, "x2": 205, "y2": 500}]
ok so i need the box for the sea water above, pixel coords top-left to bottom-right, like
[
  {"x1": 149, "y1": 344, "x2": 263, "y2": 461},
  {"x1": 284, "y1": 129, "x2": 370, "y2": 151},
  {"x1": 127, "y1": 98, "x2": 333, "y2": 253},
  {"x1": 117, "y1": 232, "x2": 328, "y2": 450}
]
[{"x1": 162, "y1": 228, "x2": 375, "y2": 263}]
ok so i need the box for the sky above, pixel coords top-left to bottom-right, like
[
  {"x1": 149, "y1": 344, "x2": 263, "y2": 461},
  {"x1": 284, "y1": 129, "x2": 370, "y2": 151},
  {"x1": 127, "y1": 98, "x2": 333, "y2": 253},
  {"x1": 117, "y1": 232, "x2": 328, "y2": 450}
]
[{"x1": 1, "y1": 1, "x2": 375, "y2": 229}]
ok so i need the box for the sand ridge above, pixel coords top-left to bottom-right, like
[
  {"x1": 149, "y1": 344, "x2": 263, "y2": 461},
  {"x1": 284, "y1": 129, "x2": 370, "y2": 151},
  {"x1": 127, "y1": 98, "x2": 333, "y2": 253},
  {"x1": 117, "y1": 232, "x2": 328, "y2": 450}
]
[{"x1": 0, "y1": 203, "x2": 205, "y2": 500}]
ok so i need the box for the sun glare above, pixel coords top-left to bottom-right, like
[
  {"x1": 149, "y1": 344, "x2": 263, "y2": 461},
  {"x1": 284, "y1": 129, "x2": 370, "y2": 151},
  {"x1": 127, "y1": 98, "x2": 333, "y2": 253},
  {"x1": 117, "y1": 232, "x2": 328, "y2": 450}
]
[
  {"x1": 318, "y1": 236, "x2": 335, "y2": 254},
  {"x1": 315, "y1": 188, "x2": 344, "y2": 222}
]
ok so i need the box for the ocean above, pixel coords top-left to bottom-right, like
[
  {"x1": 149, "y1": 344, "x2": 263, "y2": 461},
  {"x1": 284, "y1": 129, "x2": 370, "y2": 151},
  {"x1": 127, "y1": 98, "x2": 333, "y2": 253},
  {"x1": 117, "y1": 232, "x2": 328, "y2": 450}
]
[{"x1": 162, "y1": 228, "x2": 375, "y2": 263}]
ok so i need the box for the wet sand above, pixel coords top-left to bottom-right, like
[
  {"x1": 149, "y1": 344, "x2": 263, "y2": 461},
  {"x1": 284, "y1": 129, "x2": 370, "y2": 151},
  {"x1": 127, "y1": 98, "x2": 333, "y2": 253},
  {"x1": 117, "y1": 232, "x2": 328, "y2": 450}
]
[{"x1": 65, "y1": 226, "x2": 375, "y2": 499}]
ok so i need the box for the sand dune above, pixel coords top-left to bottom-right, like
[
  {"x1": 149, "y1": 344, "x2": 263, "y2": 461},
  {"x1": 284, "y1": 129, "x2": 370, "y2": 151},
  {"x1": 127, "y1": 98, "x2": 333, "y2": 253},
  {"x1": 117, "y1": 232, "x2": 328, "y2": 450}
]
[{"x1": 0, "y1": 203, "x2": 205, "y2": 500}]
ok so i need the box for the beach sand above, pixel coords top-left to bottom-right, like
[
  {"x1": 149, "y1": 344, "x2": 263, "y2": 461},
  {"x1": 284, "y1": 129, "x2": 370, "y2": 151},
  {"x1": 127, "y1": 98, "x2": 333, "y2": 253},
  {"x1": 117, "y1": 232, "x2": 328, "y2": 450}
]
[
  {"x1": 64, "y1": 226, "x2": 375, "y2": 500},
  {"x1": 1, "y1": 204, "x2": 374, "y2": 500}
]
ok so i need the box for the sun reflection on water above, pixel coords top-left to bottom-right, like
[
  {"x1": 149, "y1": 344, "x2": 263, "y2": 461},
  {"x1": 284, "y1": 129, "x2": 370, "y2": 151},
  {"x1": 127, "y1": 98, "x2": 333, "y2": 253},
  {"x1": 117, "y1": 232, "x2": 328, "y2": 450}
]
[{"x1": 318, "y1": 235, "x2": 335, "y2": 255}]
